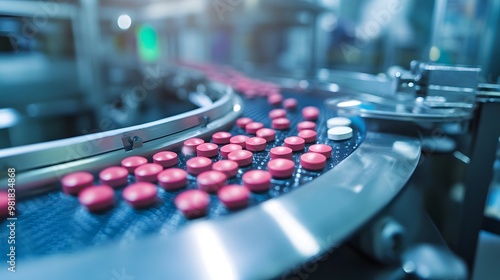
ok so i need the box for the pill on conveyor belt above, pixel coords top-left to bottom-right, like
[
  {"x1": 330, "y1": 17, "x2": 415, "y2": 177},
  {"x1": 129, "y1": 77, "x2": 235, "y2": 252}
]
[
  {"x1": 237, "y1": 83, "x2": 250, "y2": 92},
  {"x1": 0, "y1": 192, "x2": 9, "y2": 218},
  {"x1": 242, "y1": 170, "x2": 272, "y2": 192},
  {"x1": 175, "y1": 189, "x2": 210, "y2": 219},
  {"x1": 228, "y1": 150, "x2": 254, "y2": 167},
  {"x1": 298, "y1": 129, "x2": 317, "y2": 143},
  {"x1": 197, "y1": 170, "x2": 228, "y2": 193},
  {"x1": 122, "y1": 182, "x2": 158, "y2": 208},
  {"x1": 272, "y1": 118, "x2": 290, "y2": 130},
  {"x1": 99, "y1": 167, "x2": 129, "y2": 187},
  {"x1": 270, "y1": 146, "x2": 293, "y2": 160},
  {"x1": 245, "y1": 137, "x2": 267, "y2": 152},
  {"x1": 297, "y1": 121, "x2": 316, "y2": 131},
  {"x1": 157, "y1": 168, "x2": 188, "y2": 191},
  {"x1": 61, "y1": 171, "x2": 94, "y2": 195},
  {"x1": 327, "y1": 126, "x2": 353, "y2": 141},
  {"x1": 267, "y1": 89, "x2": 280, "y2": 97},
  {"x1": 78, "y1": 185, "x2": 115, "y2": 212},
  {"x1": 302, "y1": 106, "x2": 320, "y2": 121},
  {"x1": 245, "y1": 122, "x2": 264, "y2": 134},
  {"x1": 183, "y1": 138, "x2": 205, "y2": 154},
  {"x1": 220, "y1": 144, "x2": 243, "y2": 158},
  {"x1": 327, "y1": 117, "x2": 352, "y2": 128},
  {"x1": 300, "y1": 153, "x2": 327, "y2": 171},
  {"x1": 244, "y1": 89, "x2": 257, "y2": 99},
  {"x1": 269, "y1": 109, "x2": 287, "y2": 119},
  {"x1": 230, "y1": 135, "x2": 250, "y2": 148},
  {"x1": 218, "y1": 185, "x2": 250, "y2": 209},
  {"x1": 256, "y1": 128, "x2": 276, "y2": 142},
  {"x1": 153, "y1": 151, "x2": 178, "y2": 168},
  {"x1": 186, "y1": 157, "x2": 213, "y2": 175},
  {"x1": 267, "y1": 158, "x2": 295, "y2": 178},
  {"x1": 134, "y1": 163, "x2": 163, "y2": 183},
  {"x1": 196, "y1": 143, "x2": 219, "y2": 158},
  {"x1": 236, "y1": 117, "x2": 253, "y2": 128},
  {"x1": 212, "y1": 160, "x2": 239, "y2": 178},
  {"x1": 308, "y1": 144, "x2": 333, "y2": 159},
  {"x1": 284, "y1": 136, "x2": 305, "y2": 152},
  {"x1": 212, "y1": 132, "x2": 232, "y2": 145},
  {"x1": 121, "y1": 156, "x2": 148, "y2": 173},
  {"x1": 283, "y1": 98, "x2": 298, "y2": 110},
  {"x1": 268, "y1": 94, "x2": 283, "y2": 106}
]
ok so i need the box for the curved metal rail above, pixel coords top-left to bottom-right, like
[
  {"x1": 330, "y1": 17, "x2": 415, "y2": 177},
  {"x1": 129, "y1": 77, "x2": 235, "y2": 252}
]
[
  {"x1": 7, "y1": 131, "x2": 421, "y2": 280},
  {"x1": 0, "y1": 82, "x2": 244, "y2": 195}
]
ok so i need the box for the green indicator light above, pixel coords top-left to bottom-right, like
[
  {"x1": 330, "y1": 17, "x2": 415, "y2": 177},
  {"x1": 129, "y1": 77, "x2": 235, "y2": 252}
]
[{"x1": 137, "y1": 25, "x2": 160, "y2": 62}]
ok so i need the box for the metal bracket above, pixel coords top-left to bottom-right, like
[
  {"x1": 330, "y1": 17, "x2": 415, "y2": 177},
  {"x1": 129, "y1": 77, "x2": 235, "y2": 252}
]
[
  {"x1": 199, "y1": 115, "x2": 210, "y2": 128},
  {"x1": 393, "y1": 61, "x2": 481, "y2": 108},
  {"x1": 122, "y1": 135, "x2": 143, "y2": 151}
]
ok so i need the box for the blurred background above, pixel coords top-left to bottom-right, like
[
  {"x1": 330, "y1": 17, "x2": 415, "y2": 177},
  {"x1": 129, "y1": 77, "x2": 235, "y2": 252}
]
[
  {"x1": 1, "y1": 0, "x2": 500, "y2": 147},
  {"x1": 1, "y1": 0, "x2": 500, "y2": 278},
  {"x1": 1, "y1": 0, "x2": 499, "y2": 148}
]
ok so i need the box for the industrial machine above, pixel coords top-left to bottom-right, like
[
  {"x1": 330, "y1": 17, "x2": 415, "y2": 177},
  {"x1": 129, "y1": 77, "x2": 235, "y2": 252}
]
[{"x1": 1, "y1": 0, "x2": 499, "y2": 279}]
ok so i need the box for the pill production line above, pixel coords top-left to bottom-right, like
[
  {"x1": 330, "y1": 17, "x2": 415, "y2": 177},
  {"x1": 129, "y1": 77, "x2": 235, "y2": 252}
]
[{"x1": 1, "y1": 0, "x2": 500, "y2": 279}]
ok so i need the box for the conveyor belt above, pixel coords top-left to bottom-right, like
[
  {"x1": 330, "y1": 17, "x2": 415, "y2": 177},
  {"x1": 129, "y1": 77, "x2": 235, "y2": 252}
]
[{"x1": 0, "y1": 90, "x2": 364, "y2": 260}]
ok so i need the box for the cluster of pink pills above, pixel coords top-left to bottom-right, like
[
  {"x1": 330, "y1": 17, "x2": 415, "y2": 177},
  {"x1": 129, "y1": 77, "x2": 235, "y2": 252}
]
[
  {"x1": 187, "y1": 63, "x2": 301, "y2": 112},
  {"x1": 230, "y1": 101, "x2": 333, "y2": 173},
  {"x1": 59, "y1": 120, "x2": 335, "y2": 218},
  {"x1": 60, "y1": 146, "x2": 254, "y2": 218},
  {"x1": 57, "y1": 65, "x2": 355, "y2": 220}
]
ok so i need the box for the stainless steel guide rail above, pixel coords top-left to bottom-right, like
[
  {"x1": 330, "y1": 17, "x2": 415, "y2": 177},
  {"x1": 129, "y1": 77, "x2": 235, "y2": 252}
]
[
  {"x1": 0, "y1": 80, "x2": 244, "y2": 195},
  {"x1": 5, "y1": 131, "x2": 421, "y2": 280}
]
